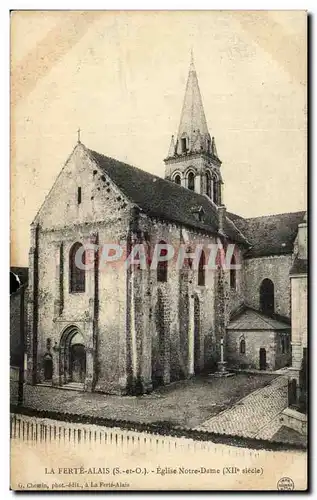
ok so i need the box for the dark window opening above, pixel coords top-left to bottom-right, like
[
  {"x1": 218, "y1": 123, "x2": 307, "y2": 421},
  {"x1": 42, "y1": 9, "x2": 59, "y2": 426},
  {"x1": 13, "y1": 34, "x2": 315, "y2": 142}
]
[
  {"x1": 181, "y1": 137, "x2": 187, "y2": 153},
  {"x1": 213, "y1": 179, "x2": 218, "y2": 204},
  {"x1": 281, "y1": 337, "x2": 285, "y2": 354},
  {"x1": 69, "y1": 242, "x2": 86, "y2": 293},
  {"x1": 77, "y1": 186, "x2": 82, "y2": 205},
  {"x1": 174, "y1": 174, "x2": 181, "y2": 185},
  {"x1": 188, "y1": 172, "x2": 195, "y2": 191},
  {"x1": 157, "y1": 240, "x2": 168, "y2": 283},
  {"x1": 240, "y1": 339, "x2": 246, "y2": 354},
  {"x1": 230, "y1": 254, "x2": 237, "y2": 290},
  {"x1": 198, "y1": 250, "x2": 206, "y2": 286},
  {"x1": 206, "y1": 171, "x2": 212, "y2": 198},
  {"x1": 260, "y1": 278, "x2": 274, "y2": 315}
]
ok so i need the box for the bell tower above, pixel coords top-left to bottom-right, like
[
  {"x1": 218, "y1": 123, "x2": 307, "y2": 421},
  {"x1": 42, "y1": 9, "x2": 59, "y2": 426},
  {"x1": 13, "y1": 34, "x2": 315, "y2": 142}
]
[{"x1": 164, "y1": 53, "x2": 223, "y2": 205}]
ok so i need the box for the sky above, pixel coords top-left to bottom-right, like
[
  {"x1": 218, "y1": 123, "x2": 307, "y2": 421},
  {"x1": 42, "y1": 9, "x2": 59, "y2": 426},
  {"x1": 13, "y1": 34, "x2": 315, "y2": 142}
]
[{"x1": 11, "y1": 10, "x2": 307, "y2": 266}]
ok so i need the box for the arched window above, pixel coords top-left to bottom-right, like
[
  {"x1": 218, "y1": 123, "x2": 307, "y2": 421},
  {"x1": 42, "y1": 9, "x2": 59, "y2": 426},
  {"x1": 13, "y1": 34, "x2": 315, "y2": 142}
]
[
  {"x1": 213, "y1": 176, "x2": 218, "y2": 204},
  {"x1": 188, "y1": 172, "x2": 195, "y2": 191},
  {"x1": 174, "y1": 174, "x2": 181, "y2": 185},
  {"x1": 206, "y1": 171, "x2": 212, "y2": 198},
  {"x1": 69, "y1": 242, "x2": 85, "y2": 293},
  {"x1": 260, "y1": 278, "x2": 274, "y2": 315},
  {"x1": 240, "y1": 338, "x2": 246, "y2": 354},
  {"x1": 198, "y1": 250, "x2": 206, "y2": 286},
  {"x1": 181, "y1": 137, "x2": 187, "y2": 153},
  {"x1": 230, "y1": 254, "x2": 237, "y2": 290},
  {"x1": 157, "y1": 240, "x2": 168, "y2": 283}
]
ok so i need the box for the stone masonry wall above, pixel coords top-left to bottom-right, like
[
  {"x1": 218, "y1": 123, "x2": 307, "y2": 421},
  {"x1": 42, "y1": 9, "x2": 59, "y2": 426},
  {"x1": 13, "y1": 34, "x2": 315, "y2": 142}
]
[
  {"x1": 291, "y1": 275, "x2": 307, "y2": 375},
  {"x1": 243, "y1": 254, "x2": 293, "y2": 319},
  {"x1": 226, "y1": 329, "x2": 291, "y2": 370},
  {"x1": 29, "y1": 144, "x2": 133, "y2": 394},
  {"x1": 134, "y1": 214, "x2": 219, "y2": 385}
]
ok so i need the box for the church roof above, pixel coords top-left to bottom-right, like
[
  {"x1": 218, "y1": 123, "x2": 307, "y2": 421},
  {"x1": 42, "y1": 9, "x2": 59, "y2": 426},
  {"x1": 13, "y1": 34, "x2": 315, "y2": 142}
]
[
  {"x1": 227, "y1": 308, "x2": 290, "y2": 331},
  {"x1": 230, "y1": 211, "x2": 306, "y2": 258},
  {"x1": 86, "y1": 147, "x2": 248, "y2": 245}
]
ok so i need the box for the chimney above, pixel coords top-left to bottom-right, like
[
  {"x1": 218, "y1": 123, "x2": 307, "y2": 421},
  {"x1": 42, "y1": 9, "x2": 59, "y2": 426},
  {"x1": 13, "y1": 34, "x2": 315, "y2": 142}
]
[{"x1": 218, "y1": 205, "x2": 226, "y2": 233}]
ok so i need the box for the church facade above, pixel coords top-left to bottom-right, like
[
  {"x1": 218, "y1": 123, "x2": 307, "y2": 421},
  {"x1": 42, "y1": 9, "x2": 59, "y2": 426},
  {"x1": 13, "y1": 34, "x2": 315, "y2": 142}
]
[{"x1": 26, "y1": 58, "x2": 305, "y2": 395}]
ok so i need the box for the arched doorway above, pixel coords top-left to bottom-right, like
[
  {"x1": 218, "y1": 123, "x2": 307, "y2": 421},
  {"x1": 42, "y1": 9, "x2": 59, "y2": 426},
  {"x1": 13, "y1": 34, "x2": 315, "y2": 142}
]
[
  {"x1": 259, "y1": 348, "x2": 266, "y2": 370},
  {"x1": 194, "y1": 296, "x2": 201, "y2": 374},
  {"x1": 60, "y1": 326, "x2": 86, "y2": 386},
  {"x1": 70, "y1": 332, "x2": 86, "y2": 383},
  {"x1": 260, "y1": 279, "x2": 274, "y2": 315}
]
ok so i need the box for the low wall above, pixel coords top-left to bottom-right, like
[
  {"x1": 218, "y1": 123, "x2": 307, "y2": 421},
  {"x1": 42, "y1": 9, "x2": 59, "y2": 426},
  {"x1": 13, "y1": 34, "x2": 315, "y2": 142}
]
[
  {"x1": 280, "y1": 408, "x2": 307, "y2": 436},
  {"x1": 10, "y1": 405, "x2": 306, "y2": 452}
]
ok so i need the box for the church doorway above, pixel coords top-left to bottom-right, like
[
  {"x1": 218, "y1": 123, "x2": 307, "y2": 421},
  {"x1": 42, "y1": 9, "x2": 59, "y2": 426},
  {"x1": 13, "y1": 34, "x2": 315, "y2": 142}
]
[
  {"x1": 60, "y1": 326, "x2": 86, "y2": 387},
  {"x1": 70, "y1": 342, "x2": 86, "y2": 383},
  {"x1": 194, "y1": 296, "x2": 201, "y2": 374},
  {"x1": 259, "y1": 348, "x2": 266, "y2": 370}
]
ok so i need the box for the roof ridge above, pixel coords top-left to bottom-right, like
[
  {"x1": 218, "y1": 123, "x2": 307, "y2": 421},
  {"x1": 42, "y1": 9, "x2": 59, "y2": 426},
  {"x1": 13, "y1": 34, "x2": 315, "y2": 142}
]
[
  {"x1": 87, "y1": 147, "x2": 221, "y2": 206},
  {"x1": 243, "y1": 210, "x2": 306, "y2": 221},
  {"x1": 252, "y1": 309, "x2": 274, "y2": 328},
  {"x1": 85, "y1": 145, "x2": 248, "y2": 244},
  {"x1": 87, "y1": 147, "x2": 159, "y2": 179},
  {"x1": 226, "y1": 214, "x2": 252, "y2": 247}
]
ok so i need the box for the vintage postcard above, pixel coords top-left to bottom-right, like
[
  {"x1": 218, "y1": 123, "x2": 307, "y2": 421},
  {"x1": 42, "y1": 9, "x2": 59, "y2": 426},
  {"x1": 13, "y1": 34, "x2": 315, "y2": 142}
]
[{"x1": 10, "y1": 10, "x2": 307, "y2": 491}]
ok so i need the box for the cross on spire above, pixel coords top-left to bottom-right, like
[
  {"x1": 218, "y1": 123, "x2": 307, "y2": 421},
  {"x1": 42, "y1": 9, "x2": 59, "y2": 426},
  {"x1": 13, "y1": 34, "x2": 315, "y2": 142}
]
[
  {"x1": 77, "y1": 127, "x2": 81, "y2": 143},
  {"x1": 189, "y1": 48, "x2": 195, "y2": 72}
]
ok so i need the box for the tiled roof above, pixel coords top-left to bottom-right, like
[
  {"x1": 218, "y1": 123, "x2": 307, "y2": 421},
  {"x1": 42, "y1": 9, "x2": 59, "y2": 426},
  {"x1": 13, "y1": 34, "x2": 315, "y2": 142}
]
[
  {"x1": 290, "y1": 257, "x2": 308, "y2": 275},
  {"x1": 87, "y1": 147, "x2": 248, "y2": 245},
  {"x1": 227, "y1": 308, "x2": 290, "y2": 331},
  {"x1": 272, "y1": 425, "x2": 307, "y2": 447},
  {"x1": 231, "y1": 211, "x2": 306, "y2": 258}
]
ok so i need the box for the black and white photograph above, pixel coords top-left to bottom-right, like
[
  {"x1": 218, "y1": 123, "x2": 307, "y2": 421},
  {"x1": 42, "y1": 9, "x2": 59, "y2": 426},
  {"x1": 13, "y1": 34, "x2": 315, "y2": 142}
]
[{"x1": 9, "y1": 9, "x2": 307, "y2": 491}]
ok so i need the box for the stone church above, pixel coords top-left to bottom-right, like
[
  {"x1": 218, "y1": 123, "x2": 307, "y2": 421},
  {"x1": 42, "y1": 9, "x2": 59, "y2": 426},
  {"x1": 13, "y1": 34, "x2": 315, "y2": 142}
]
[{"x1": 26, "y1": 57, "x2": 307, "y2": 395}]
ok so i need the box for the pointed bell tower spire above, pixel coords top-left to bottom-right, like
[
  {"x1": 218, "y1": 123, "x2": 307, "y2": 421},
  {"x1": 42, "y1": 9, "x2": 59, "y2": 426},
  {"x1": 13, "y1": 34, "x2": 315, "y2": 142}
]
[
  {"x1": 176, "y1": 51, "x2": 210, "y2": 155},
  {"x1": 164, "y1": 53, "x2": 223, "y2": 205}
]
